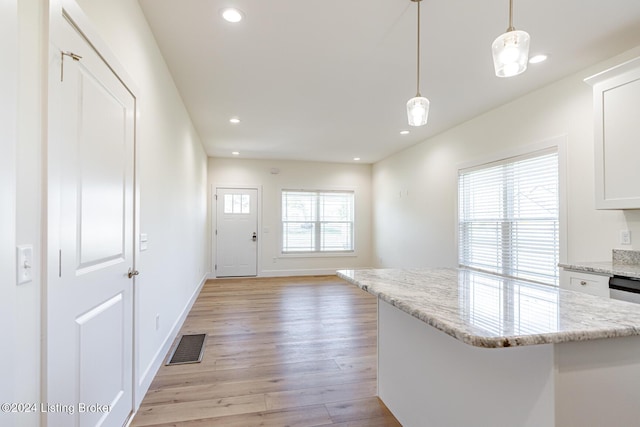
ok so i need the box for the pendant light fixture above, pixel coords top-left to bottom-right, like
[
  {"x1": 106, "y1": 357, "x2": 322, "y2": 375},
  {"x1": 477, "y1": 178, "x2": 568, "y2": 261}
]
[
  {"x1": 406, "y1": 0, "x2": 429, "y2": 127},
  {"x1": 492, "y1": 0, "x2": 530, "y2": 78}
]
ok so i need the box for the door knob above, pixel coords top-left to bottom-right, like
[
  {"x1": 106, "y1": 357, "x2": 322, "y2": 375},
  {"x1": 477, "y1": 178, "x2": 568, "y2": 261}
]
[
  {"x1": 128, "y1": 268, "x2": 140, "y2": 279},
  {"x1": 252, "y1": 232, "x2": 257, "y2": 242}
]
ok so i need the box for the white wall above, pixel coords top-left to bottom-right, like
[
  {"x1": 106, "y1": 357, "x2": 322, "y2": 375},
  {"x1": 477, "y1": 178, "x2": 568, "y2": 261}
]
[
  {"x1": 5, "y1": 0, "x2": 209, "y2": 420},
  {"x1": 0, "y1": 1, "x2": 18, "y2": 426},
  {"x1": 209, "y1": 158, "x2": 373, "y2": 276},
  {"x1": 15, "y1": 3, "x2": 45, "y2": 426},
  {"x1": 0, "y1": 1, "x2": 46, "y2": 425},
  {"x1": 0, "y1": 2, "x2": 48, "y2": 427},
  {"x1": 71, "y1": 0, "x2": 209, "y2": 405},
  {"x1": 373, "y1": 46, "x2": 640, "y2": 269}
]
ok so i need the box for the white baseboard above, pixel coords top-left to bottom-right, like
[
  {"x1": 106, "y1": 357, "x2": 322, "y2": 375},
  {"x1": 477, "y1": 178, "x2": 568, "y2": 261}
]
[
  {"x1": 208, "y1": 268, "x2": 360, "y2": 279},
  {"x1": 133, "y1": 272, "x2": 209, "y2": 410},
  {"x1": 259, "y1": 268, "x2": 342, "y2": 277}
]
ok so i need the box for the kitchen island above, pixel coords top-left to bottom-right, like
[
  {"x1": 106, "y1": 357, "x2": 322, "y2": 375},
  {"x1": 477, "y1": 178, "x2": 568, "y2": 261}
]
[{"x1": 337, "y1": 268, "x2": 640, "y2": 427}]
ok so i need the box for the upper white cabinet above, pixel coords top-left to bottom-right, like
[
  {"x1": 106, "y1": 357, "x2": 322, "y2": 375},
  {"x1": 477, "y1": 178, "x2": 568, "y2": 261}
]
[{"x1": 585, "y1": 57, "x2": 640, "y2": 209}]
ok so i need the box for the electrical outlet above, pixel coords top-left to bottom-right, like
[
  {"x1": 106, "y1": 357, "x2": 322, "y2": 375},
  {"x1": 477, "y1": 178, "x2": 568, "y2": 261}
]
[{"x1": 620, "y1": 230, "x2": 632, "y2": 245}]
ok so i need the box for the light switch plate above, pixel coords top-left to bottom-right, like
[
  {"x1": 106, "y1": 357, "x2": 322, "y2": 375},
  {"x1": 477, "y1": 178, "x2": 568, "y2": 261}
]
[
  {"x1": 17, "y1": 245, "x2": 33, "y2": 285},
  {"x1": 140, "y1": 233, "x2": 149, "y2": 251}
]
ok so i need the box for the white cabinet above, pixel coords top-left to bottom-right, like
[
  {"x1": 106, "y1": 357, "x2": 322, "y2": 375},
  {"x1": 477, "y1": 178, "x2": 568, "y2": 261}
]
[
  {"x1": 585, "y1": 57, "x2": 640, "y2": 209},
  {"x1": 560, "y1": 269, "x2": 610, "y2": 298}
]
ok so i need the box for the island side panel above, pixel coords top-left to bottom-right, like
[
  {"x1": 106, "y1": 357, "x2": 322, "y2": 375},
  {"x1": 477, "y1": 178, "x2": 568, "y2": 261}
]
[
  {"x1": 378, "y1": 300, "x2": 555, "y2": 427},
  {"x1": 555, "y1": 336, "x2": 640, "y2": 426}
]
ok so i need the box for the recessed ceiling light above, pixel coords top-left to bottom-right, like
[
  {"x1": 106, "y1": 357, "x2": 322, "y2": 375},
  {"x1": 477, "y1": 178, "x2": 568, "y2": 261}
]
[
  {"x1": 400, "y1": 130, "x2": 410, "y2": 135},
  {"x1": 232, "y1": 151, "x2": 240, "y2": 156},
  {"x1": 529, "y1": 54, "x2": 548, "y2": 64},
  {"x1": 221, "y1": 8, "x2": 244, "y2": 23},
  {"x1": 229, "y1": 117, "x2": 241, "y2": 124},
  {"x1": 353, "y1": 157, "x2": 361, "y2": 161}
]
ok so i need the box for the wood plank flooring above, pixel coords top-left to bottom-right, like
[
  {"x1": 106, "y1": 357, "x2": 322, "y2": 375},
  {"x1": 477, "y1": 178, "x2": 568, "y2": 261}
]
[{"x1": 131, "y1": 275, "x2": 401, "y2": 427}]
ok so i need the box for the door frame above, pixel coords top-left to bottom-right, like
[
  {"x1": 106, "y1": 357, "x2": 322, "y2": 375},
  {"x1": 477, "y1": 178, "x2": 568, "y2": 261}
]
[
  {"x1": 46, "y1": 0, "x2": 141, "y2": 418},
  {"x1": 211, "y1": 184, "x2": 262, "y2": 278}
]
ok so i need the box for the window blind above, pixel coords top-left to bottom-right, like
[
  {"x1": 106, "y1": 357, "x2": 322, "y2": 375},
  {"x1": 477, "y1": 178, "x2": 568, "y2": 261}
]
[
  {"x1": 458, "y1": 149, "x2": 559, "y2": 285},
  {"x1": 282, "y1": 190, "x2": 354, "y2": 253}
]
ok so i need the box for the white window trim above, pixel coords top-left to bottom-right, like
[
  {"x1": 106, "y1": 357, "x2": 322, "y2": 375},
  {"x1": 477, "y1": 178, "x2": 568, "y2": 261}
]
[
  {"x1": 455, "y1": 135, "x2": 568, "y2": 284},
  {"x1": 279, "y1": 187, "x2": 358, "y2": 257}
]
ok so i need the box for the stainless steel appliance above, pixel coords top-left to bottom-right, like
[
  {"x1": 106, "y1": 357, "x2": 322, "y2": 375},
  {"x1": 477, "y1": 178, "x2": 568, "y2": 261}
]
[{"x1": 609, "y1": 275, "x2": 640, "y2": 304}]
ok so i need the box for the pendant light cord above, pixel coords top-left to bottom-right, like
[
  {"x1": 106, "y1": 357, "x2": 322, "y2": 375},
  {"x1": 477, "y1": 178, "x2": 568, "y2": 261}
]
[
  {"x1": 416, "y1": 0, "x2": 421, "y2": 96},
  {"x1": 507, "y1": 0, "x2": 515, "y2": 32}
]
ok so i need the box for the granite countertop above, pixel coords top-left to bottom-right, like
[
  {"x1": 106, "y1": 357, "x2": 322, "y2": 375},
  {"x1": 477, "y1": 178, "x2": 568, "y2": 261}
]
[
  {"x1": 559, "y1": 261, "x2": 640, "y2": 279},
  {"x1": 559, "y1": 249, "x2": 640, "y2": 279},
  {"x1": 337, "y1": 267, "x2": 640, "y2": 349}
]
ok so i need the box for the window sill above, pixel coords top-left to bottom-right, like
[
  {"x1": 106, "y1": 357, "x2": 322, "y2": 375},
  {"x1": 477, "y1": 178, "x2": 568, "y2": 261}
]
[{"x1": 279, "y1": 251, "x2": 358, "y2": 259}]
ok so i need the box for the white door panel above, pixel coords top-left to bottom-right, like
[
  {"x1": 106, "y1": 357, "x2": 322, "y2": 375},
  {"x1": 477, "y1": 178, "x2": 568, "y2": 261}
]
[
  {"x1": 216, "y1": 188, "x2": 258, "y2": 277},
  {"x1": 76, "y1": 293, "x2": 126, "y2": 426},
  {"x1": 77, "y1": 66, "x2": 128, "y2": 268},
  {"x1": 48, "y1": 13, "x2": 134, "y2": 427}
]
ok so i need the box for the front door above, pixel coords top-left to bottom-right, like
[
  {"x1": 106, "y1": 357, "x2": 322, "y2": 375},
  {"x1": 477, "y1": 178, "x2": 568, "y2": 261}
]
[
  {"x1": 48, "y1": 11, "x2": 135, "y2": 427},
  {"x1": 216, "y1": 188, "x2": 258, "y2": 277}
]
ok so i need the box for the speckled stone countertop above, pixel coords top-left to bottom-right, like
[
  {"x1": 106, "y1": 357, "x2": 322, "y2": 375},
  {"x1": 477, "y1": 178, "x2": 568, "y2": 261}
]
[
  {"x1": 558, "y1": 261, "x2": 640, "y2": 279},
  {"x1": 559, "y1": 249, "x2": 640, "y2": 279},
  {"x1": 337, "y1": 268, "x2": 640, "y2": 349}
]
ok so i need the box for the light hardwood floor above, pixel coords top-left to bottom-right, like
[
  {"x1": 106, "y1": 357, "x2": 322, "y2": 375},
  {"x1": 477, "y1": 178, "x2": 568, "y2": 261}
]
[{"x1": 131, "y1": 275, "x2": 401, "y2": 427}]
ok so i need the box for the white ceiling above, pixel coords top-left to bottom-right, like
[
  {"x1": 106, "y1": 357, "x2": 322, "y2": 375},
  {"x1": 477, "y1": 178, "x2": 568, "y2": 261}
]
[{"x1": 138, "y1": 0, "x2": 640, "y2": 164}]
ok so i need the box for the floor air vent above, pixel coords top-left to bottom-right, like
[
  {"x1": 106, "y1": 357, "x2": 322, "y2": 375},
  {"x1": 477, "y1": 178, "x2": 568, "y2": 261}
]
[{"x1": 166, "y1": 333, "x2": 206, "y2": 365}]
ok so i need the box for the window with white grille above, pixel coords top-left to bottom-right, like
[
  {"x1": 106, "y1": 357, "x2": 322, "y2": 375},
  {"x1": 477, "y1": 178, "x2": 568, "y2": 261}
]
[
  {"x1": 458, "y1": 148, "x2": 559, "y2": 285},
  {"x1": 223, "y1": 193, "x2": 250, "y2": 214},
  {"x1": 282, "y1": 190, "x2": 354, "y2": 253}
]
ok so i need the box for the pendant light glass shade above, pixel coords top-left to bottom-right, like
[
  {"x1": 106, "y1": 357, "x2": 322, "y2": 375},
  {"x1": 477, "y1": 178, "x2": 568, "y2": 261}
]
[
  {"x1": 492, "y1": 0, "x2": 529, "y2": 78},
  {"x1": 407, "y1": 96, "x2": 429, "y2": 127},
  {"x1": 492, "y1": 29, "x2": 530, "y2": 77}
]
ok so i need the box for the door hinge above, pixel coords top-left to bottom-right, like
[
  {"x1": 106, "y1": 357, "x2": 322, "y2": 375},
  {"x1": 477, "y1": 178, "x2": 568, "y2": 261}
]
[
  {"x1": 215, "y1": 264, "x2": 217, "y2": 270},
  {"x1": 214, "y1": 194, "x2": 218, "y2": 201},
  {"x1": 58, "y1": 249, "x2": 62, "y2": 277},
  {"x1": 60, "y1": 51, "x2": 82, "y2": 82},
  {"x1": 215, "y1": 229, "x2": 217, "y2": 235}
]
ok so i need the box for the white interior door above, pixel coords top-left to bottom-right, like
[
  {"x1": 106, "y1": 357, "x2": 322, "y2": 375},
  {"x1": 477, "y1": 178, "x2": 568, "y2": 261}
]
[
  {"x1": 216, "y1": 188, "x2": 258, "y2": 277},
  {"x1": 48, "y1": 12, "x2": 135, "y2": 427}
]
